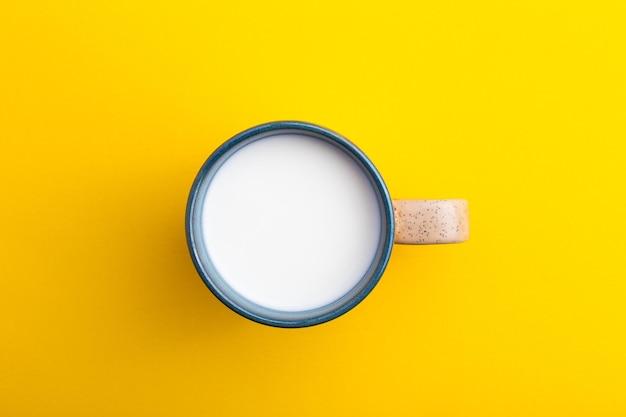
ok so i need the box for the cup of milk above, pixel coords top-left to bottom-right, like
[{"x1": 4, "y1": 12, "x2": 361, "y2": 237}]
[{"x1": 186, "y1": 121, "x2": 469, "y2": 327}]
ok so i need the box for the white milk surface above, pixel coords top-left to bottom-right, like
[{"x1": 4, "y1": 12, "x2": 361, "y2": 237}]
[{"x1": 201, "y1": 134, "x2": 382, "y2": 312}]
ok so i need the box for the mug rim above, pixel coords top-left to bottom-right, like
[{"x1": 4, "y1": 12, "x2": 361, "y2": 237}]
[{"x1": 186, "y1": 121, "x2": 395, "y2": 327}]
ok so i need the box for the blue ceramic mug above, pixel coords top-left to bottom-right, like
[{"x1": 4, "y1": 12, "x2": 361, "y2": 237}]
[{"x1": 186, "y1": 121, "x2": 468, "y2": 327}]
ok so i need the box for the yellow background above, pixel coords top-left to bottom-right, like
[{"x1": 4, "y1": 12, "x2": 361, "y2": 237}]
[{"x1": 1, "y1": 0, "x2": 625, "y2": 415}]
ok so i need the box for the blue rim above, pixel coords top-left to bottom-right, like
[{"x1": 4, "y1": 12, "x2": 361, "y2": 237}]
[{"x1": 186, "y1": 121, "x2": 394, "y2": 327}]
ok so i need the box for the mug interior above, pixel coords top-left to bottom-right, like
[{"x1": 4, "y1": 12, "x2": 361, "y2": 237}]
[{"x1": 186, "y1": 121, "x2": 394, "y2": 327}]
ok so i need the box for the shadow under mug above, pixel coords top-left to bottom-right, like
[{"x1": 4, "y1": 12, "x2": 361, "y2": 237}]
[{"x1": 186, "y1": 121, "x2": 469, "y2": 327}]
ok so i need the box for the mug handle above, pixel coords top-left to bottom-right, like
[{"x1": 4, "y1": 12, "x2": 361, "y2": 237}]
[{"x1": 393, "y1": 200, "x2": 469, "y2": 244}]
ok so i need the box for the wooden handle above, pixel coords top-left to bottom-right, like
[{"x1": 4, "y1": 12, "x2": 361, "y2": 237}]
[{"x1": 393, "y1": 200, "x2": 469, "y2": 244}]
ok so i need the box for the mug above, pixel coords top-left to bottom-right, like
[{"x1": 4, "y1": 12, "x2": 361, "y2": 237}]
[{"x1": 186, "y1": 121, "x2": 469, "y2": 327}]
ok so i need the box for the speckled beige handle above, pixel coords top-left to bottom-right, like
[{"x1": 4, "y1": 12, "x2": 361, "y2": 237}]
[{"x1": 393, "y1": 200, "x2": 469, "y2": 244}]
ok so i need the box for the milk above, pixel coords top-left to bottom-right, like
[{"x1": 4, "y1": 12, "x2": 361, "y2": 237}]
[{"x1": 201, "y1": 133, "x2": 382, "y2": 312}]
